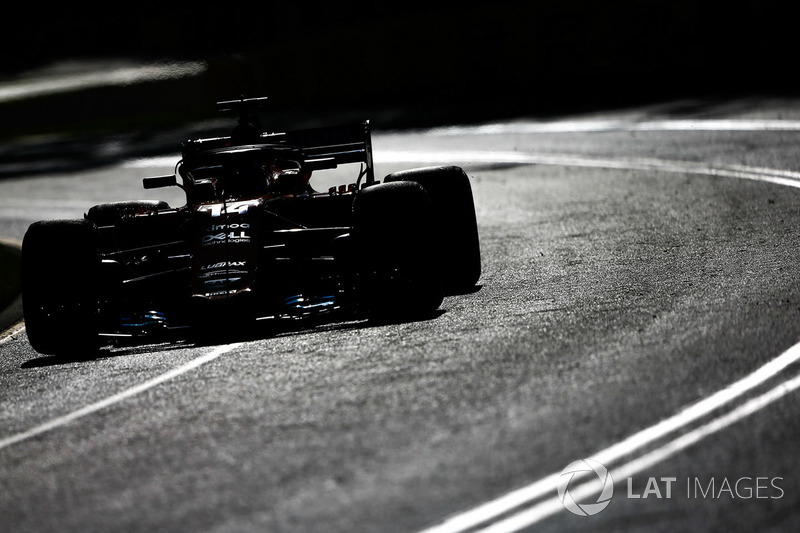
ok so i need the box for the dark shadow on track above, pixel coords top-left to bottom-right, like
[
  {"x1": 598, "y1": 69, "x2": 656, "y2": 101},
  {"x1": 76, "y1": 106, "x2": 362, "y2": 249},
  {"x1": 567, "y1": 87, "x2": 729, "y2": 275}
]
[
  {"x1": 18, "y1": 304, "x2": 458, "y2": 368},
  {"x1": 19, "y1": 339, "x2": 196, "y2": 368}
]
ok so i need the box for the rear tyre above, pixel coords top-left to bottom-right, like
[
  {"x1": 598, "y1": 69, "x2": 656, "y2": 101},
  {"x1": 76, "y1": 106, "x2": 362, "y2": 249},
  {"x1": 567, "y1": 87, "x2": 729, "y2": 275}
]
[
  {"x1": 384, "y1": 166, "x2": 480, "y2": 294},
  {"x1": 22, "y1": 219, "x2": 100, "y2": 356},
  {"x1": 352, "y1": 181, "x2": 444, "y2": 320}
]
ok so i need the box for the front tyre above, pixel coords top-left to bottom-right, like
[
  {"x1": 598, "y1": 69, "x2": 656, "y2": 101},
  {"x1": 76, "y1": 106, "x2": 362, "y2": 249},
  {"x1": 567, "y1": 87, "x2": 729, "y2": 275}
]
[
  {"x1": 352, "y1": 181, "x2": 444, "y2": 320},
  {"x1": 22, "y1": 219, "x2": 100, "y2": 356}
]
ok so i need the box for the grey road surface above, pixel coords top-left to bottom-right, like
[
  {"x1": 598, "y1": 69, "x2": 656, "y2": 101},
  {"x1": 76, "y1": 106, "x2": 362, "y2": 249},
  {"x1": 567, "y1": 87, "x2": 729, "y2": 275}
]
[{"x1": 2, "y1": 97, "x2": 800, "y2": 532}]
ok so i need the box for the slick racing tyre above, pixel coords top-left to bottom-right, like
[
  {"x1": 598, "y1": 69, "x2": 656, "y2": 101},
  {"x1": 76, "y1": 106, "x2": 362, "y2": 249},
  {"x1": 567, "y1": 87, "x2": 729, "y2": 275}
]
[
  {"x1": 352, "y1": 181, "x2": 444, "y2": 320},
  {"x1": 22, "y1": 219, "x2": 100, "y2": 356},
  {"x1": 384, "y1": 165, "x2": 480, "y2": 294}
]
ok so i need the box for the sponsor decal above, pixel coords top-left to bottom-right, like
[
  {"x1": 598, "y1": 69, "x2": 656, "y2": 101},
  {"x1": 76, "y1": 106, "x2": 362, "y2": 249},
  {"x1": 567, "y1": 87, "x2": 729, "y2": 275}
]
[
  {"x1": 201, "y1": 231, "x2": 250, "y2": 245},
  {"x1": 200, "y1": 261, "x2": 247, "y2": 270},
  {"x1": 205, "y1": 223, "x2": 250, "y2": 232},
  {"x1": 198, "y1": 270, "x2": 248, "y2": 280},
  {"x1": 203, "y1": 277, "x2": 242, "y2": 287}
]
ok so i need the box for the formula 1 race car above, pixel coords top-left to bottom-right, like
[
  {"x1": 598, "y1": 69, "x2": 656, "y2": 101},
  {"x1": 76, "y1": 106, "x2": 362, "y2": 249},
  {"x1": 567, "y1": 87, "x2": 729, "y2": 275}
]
[{"x1": 21, "y1": 97, "x2": 481, "y2": 356}]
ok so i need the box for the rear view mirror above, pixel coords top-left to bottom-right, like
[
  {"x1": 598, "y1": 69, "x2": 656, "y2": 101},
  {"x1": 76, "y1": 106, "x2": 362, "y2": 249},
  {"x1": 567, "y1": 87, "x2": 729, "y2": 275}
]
[{"x1": 143, "y1": 175, "x2": 177, "y2": 189}]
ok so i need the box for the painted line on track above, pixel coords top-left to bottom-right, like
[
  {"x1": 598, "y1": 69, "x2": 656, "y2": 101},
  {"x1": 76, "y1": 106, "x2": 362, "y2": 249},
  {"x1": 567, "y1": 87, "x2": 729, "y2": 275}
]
[
  {"x1": 376, "y1": 150, "x2": 800, "y2": 190},
  {"x1": 425, "y1": 119, "x2": 800, "y2": 135},
  {"x1": 0, "y1": 342, "x2": 241, "y2": 451},
  {"x1": 476, "y1": 370, "x2": 800, "y2": 532},
  {"x1": 420, "y1": 343, "x2": 800, "y2": 533},
  {"x1": 0, "y1": 323, "x2": 25, "y2": 346}
]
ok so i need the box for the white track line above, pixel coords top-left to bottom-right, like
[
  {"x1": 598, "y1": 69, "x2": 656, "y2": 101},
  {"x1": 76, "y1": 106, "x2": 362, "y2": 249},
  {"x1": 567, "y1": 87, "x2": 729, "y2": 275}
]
[
  {"x1": 478, "y1": 371, "x2": 800, "y2": 532},
  {"x1": 420, "y1": 342, "x2": 800, "y2": 533},
  {"x1": 0, "y1": 323, "x2": 25, "y2": 346},
  {"x1": 376, "y1": 151, "x2": 800, "y2": 190},
  {"x1": 426, "y1": 119, "x2": 800, "y2": 135},
  {"x1": 0, "y1": 343, "x2": 240, "y2": 451}
]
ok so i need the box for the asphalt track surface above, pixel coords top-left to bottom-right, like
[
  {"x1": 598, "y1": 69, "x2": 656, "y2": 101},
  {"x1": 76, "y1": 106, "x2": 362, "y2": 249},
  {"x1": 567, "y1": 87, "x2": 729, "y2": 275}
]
[{"x1": 3, "y1": 97, "x2": 800, "y2": 532}]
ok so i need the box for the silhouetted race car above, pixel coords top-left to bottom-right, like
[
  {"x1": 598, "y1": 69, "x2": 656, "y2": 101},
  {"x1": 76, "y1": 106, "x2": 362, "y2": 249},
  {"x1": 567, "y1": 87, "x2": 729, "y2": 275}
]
[{"x1": 21, "y1": 97, "x2": 481, "y2": 356}]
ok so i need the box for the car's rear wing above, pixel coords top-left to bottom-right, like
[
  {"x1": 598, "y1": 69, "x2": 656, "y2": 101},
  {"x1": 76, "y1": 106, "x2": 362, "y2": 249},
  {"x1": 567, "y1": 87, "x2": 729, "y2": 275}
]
[
  {"x1": 180, "y1": 121, "x2": 376, "y2": 185},
  {"x1": 267, "y1": 121, "x2": 375, "y2": 182}
]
